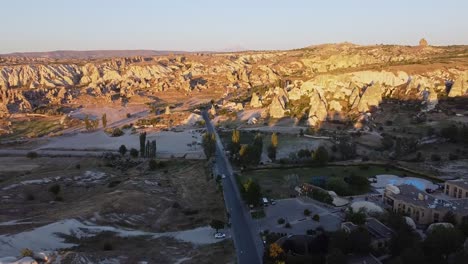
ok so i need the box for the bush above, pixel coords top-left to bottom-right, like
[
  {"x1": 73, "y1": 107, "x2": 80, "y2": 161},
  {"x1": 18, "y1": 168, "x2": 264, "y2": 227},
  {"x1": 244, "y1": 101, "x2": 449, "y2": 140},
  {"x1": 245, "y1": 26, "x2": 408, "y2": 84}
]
[
  {"x1": 449, "y1": 153, "x2": 459, "y2": 160},
  {"x1": 306, "y1": 229, "x2": 315, "y2": 235},
  {"x1": 106, "y1": 128, "x2": 124, "y2": 137},
  {"x1": 103, "y1": 241, "x2": 113, "y2": 251},
  {"x1": 119, "y1": 145, "x2": 127, "y2": 156},
  {"x1": 129, "y1": 148, "x2": 139, "y2": 158},
  {"x1": 75, "y1": 164, "x2": 81, "y2": 169},
  {"x1": 313, "y1": 214, "x2": 320, "y2": 222},
  {"x1": 54, "y1": 196, "x2": 64, "y2": 202},
  {"x1": 284, "y1": 222, "x2": 292, "y2": 228},
  {"x1": 277, "y1": 218, "x2": 285, "y2": 225},
  {"x1": 25, "y1": 193, "x2": 35, "y2": 201},
  {"x1": 310, "y1": 189, "x2": 333, "y2": 204},
  {"x1": 107, "y1": 180, "x2": 121, "y2": 188},
  {"x1": 126, "y1": 113, "x2": 132, "y2": 118},
  {"x1": 48, "y1": 184, "x2": 61, "y2": 196},
  {"x1": 304, "y1": 209, "x2": 311, "y2": 216},
  {"x1": 149, "y1": 159, "x2": 158, "y2": 170},
  {"x1": 121, "y1": 124, "x2": 133, "y2": 130},
  {"x1": 20, "y1": 248, "x2": 33, "y2": 257},
  {"x1": 26, "y1": 151, "x2": 38, "y2": 159},
  {"x1": 431, "y1": 154, "x2": 441, "y2": 161}
]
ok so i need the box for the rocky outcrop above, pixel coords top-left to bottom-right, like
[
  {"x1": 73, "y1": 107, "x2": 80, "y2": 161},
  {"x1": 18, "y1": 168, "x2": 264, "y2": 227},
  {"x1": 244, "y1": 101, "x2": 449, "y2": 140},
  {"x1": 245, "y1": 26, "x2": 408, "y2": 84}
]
[
  {"x1": 250, "y1": 93, "x2": 263, "y2": 108},
  {"x1": 449, "y1": 71, "x2": 468, "y2": 97},
  {"x1": 305, "y1": 83, "x2": 328, "y2": 126},
  {"x1": 0, "y1": 44, "x2": 467, "y2": 119},
  {"x1": 269, "y1": 95, "x2": 287, "y2": 118}
]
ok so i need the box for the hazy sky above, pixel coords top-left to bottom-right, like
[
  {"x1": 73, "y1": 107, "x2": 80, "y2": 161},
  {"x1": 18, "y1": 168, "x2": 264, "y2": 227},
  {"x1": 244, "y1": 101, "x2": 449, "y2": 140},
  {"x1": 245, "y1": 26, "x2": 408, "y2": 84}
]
[{"x1": 1, "y1": 0, "x2": 467, "y2": 53}]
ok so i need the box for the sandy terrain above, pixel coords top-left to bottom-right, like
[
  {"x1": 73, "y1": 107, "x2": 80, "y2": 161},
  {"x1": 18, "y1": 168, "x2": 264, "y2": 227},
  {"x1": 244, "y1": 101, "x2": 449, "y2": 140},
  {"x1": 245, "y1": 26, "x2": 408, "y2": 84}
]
[{"x1": 0, "y1": 157, "x2": 233, "y2": 262}]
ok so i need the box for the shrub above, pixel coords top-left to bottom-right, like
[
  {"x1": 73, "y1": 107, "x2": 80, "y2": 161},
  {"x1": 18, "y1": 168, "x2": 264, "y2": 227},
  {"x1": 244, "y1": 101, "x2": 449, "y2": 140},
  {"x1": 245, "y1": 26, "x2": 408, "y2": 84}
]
[
  {"x1": 431, "y1": 154, "x2": 441, "y2": 161},
  {"x1": 306, "y1": 229, "x2": 315, "y2": 235},
  {"x1": 129, "y1": 148, "x2": 139, "y2": 158},
  {"x1": 26, "y1": 151, "x2": 38, "y2": 159},
  {"x1": 304, "y1": 209, "x2": 311, "y2": 216},
  {"x1": 107, "y1": 180, "x2": 121, "y2": 188},
  {"x1": 119, "y1": 145, "x2": 127, "y2": 156},
  {"x1": 149, "y1": 159, "x2": 158, "y2": 170},
  {"x1": 449, "y1": 153, "x2": 459, "y2": 160},
  {"x1": 107, "y1": 128, "x2": 124, "y2": 137},
  {"x1": 121, "y1": 124, "x2": 133, "y2": 130},
  {"x1": 75, "y1": 164, "x2": 81, "y2": 169},
  {"x1": 126, "y1": 113, "x2": 132, "y2": 118},
  {"x1": 48, "y1": 184, "x2": 61, "y2": 196},
  {"x1": 313, "y1": 214, "x2": 320, "y2": 222},
  {"x1": 20, "y1": 248, "x2": 33, "y2": 257},
  {"x1": 25, "y1": 193, "x2": 35, "y2": 201},
  {"x1": 277, "y1": 218, "x2": 285, "y2": 225},
  {"x1": 103, "y1": 241, "x2": 113, "y2": 251},
  {"x1": 284, "y1": 222, "x2": 291, "y2": 228},
  {"x1": 54, "y1": 196, "x2": 64, "y2": 202}
]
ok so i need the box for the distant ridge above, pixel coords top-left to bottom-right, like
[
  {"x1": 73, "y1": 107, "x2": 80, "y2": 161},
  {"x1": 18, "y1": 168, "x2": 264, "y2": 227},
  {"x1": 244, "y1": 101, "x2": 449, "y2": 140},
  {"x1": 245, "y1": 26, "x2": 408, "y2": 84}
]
[{"x1": 0, "y1": 50, "x2": 189, "y2": 59}]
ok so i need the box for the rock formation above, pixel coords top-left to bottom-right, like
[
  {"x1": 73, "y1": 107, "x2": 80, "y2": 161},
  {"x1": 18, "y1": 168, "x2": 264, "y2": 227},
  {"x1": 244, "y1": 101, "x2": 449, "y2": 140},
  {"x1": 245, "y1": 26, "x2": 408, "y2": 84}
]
[
  {"x1": 0, "y1": 43, "x2": 467, "y2": 124},
  {"x1": 250, "y1": 93, "x2": 263, "y2": 108}
]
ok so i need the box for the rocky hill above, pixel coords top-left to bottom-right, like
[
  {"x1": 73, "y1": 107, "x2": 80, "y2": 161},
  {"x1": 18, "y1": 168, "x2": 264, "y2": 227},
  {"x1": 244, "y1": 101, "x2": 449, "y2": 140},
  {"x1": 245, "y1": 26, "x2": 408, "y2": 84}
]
[{"x1": 1, "y1": 43, "x2": 468, "y2": 125}]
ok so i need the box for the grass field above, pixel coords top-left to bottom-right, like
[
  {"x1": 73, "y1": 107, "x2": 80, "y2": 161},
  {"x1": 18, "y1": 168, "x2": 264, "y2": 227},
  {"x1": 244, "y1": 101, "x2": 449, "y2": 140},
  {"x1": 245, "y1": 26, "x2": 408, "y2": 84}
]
[
  {"x1": 1, "y1": 117, "x2": 63, "y2": 140},
  {"x1": 239, "y1": 165, "x2": 420, "y2": 199},
  {"x1": 219, "y1": 131, "x2": 323, "y2": 160}
]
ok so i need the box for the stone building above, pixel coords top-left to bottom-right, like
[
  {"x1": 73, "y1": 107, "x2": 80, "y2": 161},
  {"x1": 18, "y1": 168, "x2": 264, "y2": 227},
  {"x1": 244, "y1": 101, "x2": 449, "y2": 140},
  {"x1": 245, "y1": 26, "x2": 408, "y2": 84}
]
[{"x1": 383, "y1": 183, "x2": 468, "y2": 225}]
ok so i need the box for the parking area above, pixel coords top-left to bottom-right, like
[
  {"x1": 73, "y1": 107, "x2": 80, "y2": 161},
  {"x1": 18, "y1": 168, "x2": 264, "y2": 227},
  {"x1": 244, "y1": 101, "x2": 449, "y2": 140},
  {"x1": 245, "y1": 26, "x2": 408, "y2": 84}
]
[{"x1": 254, "y1": 197, "x2": 342, "y2": 235}]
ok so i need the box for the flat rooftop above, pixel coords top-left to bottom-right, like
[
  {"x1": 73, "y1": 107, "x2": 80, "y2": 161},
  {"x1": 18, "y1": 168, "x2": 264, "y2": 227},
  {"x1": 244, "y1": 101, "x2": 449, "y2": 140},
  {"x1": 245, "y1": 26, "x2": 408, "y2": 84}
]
[
  {"x1": 446, "y1": 180, "x2": 468, "y2": 190},
  {"x1": 388, "y1": 184, "x2": 468, "y2": 215}
]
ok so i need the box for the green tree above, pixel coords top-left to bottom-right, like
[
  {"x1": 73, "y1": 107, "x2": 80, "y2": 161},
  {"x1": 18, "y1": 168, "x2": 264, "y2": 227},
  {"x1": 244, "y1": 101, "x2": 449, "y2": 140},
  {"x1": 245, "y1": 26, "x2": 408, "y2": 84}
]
[
  {"x1": 458, "y1": 216, "x2": 468, "y2": 236},
  {"x1": 251, "y1": 133, "x2": 263, "y2": 165},
  {"x1": 267, "y1": 144, "x2": 277, "y2": 161},
  {"x1": 102, "y1": 113, "x2": 107, "y2": 128},
  {"x1": 209, "y1": 219, "x2": 224, "y2": 232},
  {"x1": 345, "y1": 208, "x2": 366, "y2": 225},
  {"x1": 202, "y1": 133, "x2": 216, "y2": 159},
  {"x1": 139, "y1": 132, "x2": 146, "y2": 157},
  {"x1": 118, "y1": 145, "x2": 127, "y2": 156},
  {"x1": 26, "y1": 151, "x2": 38, "y2": 159},
  {"x1": 48, "y1": 184, "x2": 61, "y2": 196},
  {"x1": 326, "y1": 248, "x2": 347, "y2": 264},
  {"x1": 148, "y1": 159, "x2": 157, "y2": 170},
  {"x1": 314, "y1": 146, "x2": 329, "y2": 166},
  {"x1": 423, "y1": 226, "x2": 464, "y2": 263},
  {"x1": 440, "y1": 125, "x2": 458, "y2": 142},
  {"x1": 442, "y1": 210, "x2": 457, "y2": 225},
  {"x1": 330, "y1": 230, "x2": 352, "y2": 254},
  {"x1": 381, "y1": 134, "x2": 394, "y2": 150},
  {"x1": 327, "y1": 177, "x2": 349, "y2": 196},
  {"x1": 129, "y1": 148, "x2": 139, "y2": 158},
  {"x1": 349, "y1": 227, "x2": 371, "y2": 254},
  {"x1": 243, "y1": 178, "x2": 262, "y2": 206}
]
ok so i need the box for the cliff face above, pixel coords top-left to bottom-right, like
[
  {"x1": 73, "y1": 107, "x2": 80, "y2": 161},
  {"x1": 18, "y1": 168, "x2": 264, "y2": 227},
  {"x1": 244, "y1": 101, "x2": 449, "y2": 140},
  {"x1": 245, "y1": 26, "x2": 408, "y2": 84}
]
[{"x1": 1, "y1": 44, "x2": 468, "y2": 120}]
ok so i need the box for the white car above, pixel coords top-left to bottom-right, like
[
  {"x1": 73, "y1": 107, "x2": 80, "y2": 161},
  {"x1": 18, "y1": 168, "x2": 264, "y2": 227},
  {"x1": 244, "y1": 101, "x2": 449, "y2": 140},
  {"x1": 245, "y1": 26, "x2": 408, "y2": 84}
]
[
  {"x1": 214, "y1": 232, "x2": 226, "y2": 239},
  {"x1": 222, "y1": 174, "x2": 226, "y2": 179}
]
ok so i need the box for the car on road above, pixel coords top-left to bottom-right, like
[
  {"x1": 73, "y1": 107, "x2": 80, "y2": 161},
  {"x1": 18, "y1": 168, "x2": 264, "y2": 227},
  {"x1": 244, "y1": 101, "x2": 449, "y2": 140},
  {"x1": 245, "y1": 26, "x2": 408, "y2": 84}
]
[
  {"x1": 214, "y1": 232, "x2": 226, "y2": 239},
  {"x1": 222, "y1": 174, "x2": 226, "y2": 179},
  {"x1": 262, "y1": 197, "x2": 269, "y2": 206},
  {"x1": 270, "y1": 198, "x2": 276, "y2": 205}
]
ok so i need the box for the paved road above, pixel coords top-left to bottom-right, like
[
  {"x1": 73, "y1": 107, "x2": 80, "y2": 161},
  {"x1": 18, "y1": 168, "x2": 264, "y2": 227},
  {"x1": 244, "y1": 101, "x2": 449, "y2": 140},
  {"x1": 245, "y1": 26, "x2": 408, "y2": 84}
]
[{"x1": 202, "y1": 111, "x2": 263, "y2": 264}]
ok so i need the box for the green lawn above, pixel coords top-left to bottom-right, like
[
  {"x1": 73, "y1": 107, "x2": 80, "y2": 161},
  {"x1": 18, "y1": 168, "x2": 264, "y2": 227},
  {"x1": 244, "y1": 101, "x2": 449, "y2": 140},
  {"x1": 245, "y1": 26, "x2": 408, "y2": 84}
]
[
  {"x1": 239, "y1": 165, "x2": 420, "y2": 199},
  {"x1": 1, "y1": 118, "x2": 63, "y2": 140}
]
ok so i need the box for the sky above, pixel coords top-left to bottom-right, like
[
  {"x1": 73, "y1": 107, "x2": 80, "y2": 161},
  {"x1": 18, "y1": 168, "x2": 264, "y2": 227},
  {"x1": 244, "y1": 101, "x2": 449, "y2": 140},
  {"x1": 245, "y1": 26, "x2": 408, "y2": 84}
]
[{"x1": 1, "y1": 0, "x2": 467, "y2": 53}]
